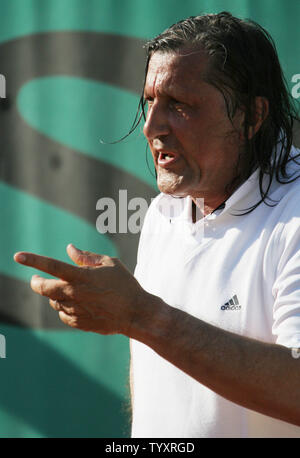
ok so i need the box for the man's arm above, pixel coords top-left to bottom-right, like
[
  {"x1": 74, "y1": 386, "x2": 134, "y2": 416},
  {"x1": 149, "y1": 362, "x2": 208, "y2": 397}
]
[
  {"x1": 131, "y1": 294, "x2": 300, "y2": 426},
  {"x1": 14, "y1": 245, "x2": 300, "y2": 426}
]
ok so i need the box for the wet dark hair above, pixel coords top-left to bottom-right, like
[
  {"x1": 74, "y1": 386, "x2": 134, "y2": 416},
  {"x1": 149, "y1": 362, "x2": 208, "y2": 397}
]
[{"x1": 130, "y1": 11, "x2": 300, "y2": 213}]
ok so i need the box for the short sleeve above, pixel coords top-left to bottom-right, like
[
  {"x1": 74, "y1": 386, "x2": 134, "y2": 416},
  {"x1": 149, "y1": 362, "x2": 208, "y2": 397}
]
[{"x1": 272, "y1": 216, "x2": 300, "y2": 348}]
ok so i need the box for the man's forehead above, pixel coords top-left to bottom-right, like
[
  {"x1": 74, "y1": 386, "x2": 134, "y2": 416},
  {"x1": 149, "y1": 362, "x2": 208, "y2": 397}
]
[{"x1": 145, "y1": 48, "x2": 209, "y2": 92}]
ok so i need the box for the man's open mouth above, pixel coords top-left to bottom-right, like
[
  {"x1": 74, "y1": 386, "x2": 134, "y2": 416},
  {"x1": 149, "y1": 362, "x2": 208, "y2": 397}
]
[{"x1": 157, "y1": 152, "x2": 179, "y2": 167}]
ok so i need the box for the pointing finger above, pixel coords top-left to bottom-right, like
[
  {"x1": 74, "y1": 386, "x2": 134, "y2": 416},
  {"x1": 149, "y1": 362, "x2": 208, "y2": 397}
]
[{"x1": 14, "y1": 251, "x2": 82, "y2": 282}]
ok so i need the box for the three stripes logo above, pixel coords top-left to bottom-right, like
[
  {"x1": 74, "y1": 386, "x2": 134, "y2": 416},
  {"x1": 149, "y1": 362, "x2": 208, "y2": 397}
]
[{"x1": 221, "y1": 294, "x2": 241, "y2": 311}]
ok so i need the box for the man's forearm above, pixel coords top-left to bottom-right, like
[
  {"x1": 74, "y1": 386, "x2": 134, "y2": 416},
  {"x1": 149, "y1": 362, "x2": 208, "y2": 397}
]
[{"x1": 130, "y1": 293, "x2": 300, "y2": 426}]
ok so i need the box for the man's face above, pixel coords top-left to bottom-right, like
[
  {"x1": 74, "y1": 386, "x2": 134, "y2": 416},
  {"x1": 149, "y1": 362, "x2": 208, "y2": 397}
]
[{"x1": 143, "y1": 50, "x2": 245, "y2": 205}]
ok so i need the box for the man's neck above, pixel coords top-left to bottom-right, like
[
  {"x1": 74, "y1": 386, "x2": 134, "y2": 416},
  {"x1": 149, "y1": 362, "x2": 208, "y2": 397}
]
[
  {"x1": 190, "y1": 173, "x2": 249, "y2": 222},
  {"x1": 191, "y1": 198, "x2": 226, "y2": 222}
]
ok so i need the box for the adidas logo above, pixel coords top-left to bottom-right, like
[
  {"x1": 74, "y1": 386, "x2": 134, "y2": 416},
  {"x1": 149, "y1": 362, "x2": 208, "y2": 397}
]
[{"x1": 221, "y1": 294, "x2": 241, "y2": 311}]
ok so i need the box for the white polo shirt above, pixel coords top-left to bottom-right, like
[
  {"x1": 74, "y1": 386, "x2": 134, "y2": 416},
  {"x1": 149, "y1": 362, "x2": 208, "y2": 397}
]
[{"x1": 131, "y1": 148, "x2": 300, "y2": 438}]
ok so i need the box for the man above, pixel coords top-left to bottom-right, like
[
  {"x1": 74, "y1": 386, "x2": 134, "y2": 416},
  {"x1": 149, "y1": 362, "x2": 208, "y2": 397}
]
[{"x1": 14, "y1": 12, "x2": 300, "y2": 437}]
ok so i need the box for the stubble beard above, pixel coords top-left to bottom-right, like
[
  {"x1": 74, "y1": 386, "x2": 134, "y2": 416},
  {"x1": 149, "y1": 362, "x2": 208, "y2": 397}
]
[{"x1": 156, "y1": 167, "x2": 197, "y2": 197}]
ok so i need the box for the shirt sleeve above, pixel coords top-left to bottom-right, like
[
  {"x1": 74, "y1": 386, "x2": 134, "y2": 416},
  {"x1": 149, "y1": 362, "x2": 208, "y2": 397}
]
[{"x1": 272, "y1": 215, "x2": 300, "y2": 348}]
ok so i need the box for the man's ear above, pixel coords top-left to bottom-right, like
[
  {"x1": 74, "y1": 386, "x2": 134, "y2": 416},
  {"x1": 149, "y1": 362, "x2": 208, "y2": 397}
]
[{"x1": 248, "y1": 96, "x2": 269, "y2": 139}]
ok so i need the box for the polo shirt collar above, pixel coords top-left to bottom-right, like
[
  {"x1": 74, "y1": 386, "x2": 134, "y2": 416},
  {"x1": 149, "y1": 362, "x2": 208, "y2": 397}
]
[
  {"x1": 218, "y1": 144, "x2": 300, "y2": 216},
  {"x1": 182, "y1": 167, "x2": 260, "y2": 223},
  {"x1": 219, "y1": 167, "x2": 260, "y2": 215}
]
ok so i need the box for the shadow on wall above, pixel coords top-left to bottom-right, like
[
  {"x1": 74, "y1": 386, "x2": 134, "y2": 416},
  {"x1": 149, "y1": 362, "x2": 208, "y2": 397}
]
[{"x1": 0, "y1": 324, "x2": 131, "y2": 438}]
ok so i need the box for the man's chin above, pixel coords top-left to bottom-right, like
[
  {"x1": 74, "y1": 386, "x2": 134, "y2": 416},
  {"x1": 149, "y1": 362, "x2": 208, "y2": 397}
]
[
  {"x1": 157, "y1": 183, "x2": 184, "y2": 197},
  {"x1": 157, "y1": 174, "x2": 187, "y2": 197}
]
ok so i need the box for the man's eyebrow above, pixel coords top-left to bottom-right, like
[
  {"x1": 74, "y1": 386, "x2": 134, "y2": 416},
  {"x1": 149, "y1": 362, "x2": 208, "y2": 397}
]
[{"x1": 143, "y1": 81, "x2": 180, "y2": 99}]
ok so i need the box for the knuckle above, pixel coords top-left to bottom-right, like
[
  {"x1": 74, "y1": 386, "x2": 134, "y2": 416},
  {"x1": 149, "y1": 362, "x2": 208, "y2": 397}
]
[
  {"x1": 39, "y1": 281, "x2": 48, "y2": 297},
  {"x1": 32, "y1": 277, "x2": 47, "y2": 296},
  {"x1": 64, "y1": 305, "x2": 77, "y2": 315},
  {"x1": 63, "y1": 283, "x2": 77, "y2": 300}
]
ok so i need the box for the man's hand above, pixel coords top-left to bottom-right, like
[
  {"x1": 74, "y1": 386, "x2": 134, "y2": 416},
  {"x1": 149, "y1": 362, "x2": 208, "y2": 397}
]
[
  {"x1": 14, "y1": 244, "x2": 146, "y2": 336},
  {"x1": 13, "y1": 245, "x2": 300, "y2": 426}
]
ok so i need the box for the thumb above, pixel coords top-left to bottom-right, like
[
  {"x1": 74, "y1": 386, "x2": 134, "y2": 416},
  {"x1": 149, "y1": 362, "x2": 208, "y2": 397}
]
[{"x1": 67, "y1": 244, "x2": 105, "y2": 267}]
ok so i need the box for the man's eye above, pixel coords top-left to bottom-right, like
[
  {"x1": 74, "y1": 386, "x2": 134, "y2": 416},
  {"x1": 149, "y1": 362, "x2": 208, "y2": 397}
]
[
  {"x1": 145, "y1": 97, "x2": 154, "y2": 105},
  {"x1": 171, "y1": 99, "x2": 186, "y2": 111},
  {"x1": 143, "y1": 98, "x2": 153, "y2": 115}
]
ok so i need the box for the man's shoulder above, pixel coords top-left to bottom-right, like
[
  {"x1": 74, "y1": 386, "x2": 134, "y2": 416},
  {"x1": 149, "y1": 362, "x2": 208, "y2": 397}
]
[
  {"x1": 273, "y1": 163, "x2": 300, "y2": 209},
  {"x1": 269, "y1": 150, "x2": 300, "y2": 208}
]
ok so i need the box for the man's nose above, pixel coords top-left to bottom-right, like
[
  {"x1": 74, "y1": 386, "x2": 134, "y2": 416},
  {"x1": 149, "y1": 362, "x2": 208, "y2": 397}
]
[{"x1": 143, "y1": 102, "x2": 170, "y2": 141}]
